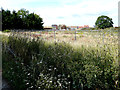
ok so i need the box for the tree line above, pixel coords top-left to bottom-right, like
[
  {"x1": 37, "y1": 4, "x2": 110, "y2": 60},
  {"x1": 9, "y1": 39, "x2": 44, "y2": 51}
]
[
  {"x1": 2, "y1": 8, "x2": 44, "y2": 31},
  {"x1": 1, "y1": 8, "x2": 114, "y2": 31}
]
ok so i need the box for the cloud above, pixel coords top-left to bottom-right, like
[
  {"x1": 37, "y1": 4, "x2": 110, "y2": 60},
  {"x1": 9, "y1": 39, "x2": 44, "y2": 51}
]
[
  {"x1": 72, "y1": 14, "x2": 81, "y2": 18},
  {"x1": 0, "y1": 0, "x2": 119, "y2": 26},
  {"x1": 57, "y1": 17, "x2": 64, "y2": 19}
]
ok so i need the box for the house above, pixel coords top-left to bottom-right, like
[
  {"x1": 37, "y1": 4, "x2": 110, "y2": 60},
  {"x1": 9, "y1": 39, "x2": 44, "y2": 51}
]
[
  {"x1": 44, "y1": 26, "x2": 52, "y2": 30},
  {"x1": 67, "y1": 25, "x2": 89, "y2": 30},
  {"x1": 52, "y1": 24, "x2": 58, "y2": 30},
  {"x1": 59, "y1": 24, "x2": 67, "y2": 30},
  {"x1": 67, "y1": 26, "x2": 78, "y2": 30},
  {"x1": 84, "y1": 25, "x2": 89, "y2": 28}
]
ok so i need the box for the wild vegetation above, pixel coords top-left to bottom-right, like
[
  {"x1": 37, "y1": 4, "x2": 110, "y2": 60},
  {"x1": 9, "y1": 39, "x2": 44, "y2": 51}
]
[{"x1": 2, "y1": 28, "x2": 119, "y2": 90}]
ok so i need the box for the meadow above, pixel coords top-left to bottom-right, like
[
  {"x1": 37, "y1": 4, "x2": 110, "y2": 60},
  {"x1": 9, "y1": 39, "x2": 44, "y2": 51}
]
[{"x1": 1, "y1": 28, "x2": 119, "y2": 89}]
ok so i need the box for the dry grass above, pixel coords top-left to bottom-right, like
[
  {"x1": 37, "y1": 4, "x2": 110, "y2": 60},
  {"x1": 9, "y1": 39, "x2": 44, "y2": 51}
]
[{"x1": 31, "y1": 31, "x2": 118, "y2": 49}]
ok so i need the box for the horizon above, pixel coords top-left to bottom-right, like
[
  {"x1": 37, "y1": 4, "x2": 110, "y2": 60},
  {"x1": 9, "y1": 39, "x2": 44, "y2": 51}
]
[{"x1": 0, "y1": 0, "x2": 119, "y2": 27}]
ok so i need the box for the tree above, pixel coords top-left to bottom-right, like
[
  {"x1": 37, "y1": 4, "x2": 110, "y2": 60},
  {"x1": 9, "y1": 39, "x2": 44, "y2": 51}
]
[
  {"x1": 17, "y1": 9, "x2": 43, "y2": 30},
  {"x1": 59, "y1": 24, "x2": 67, "y2": 29},
  {"x1": 95, "y1": 15, "x2": 114, "y2": 29},
  {"x1": 11, "y1": 10, "x2": 23, "y2": 29},
  {"x1": 17, "y1": 8, "x2": 29, "y2": 29},
  {"x1": 61, "y1": 25, "x2": 67, "y2": 29},
  {"x1": 2, "y1": 8, "x2": 44, "y2": 31},
  {"x1": 26, "y1": 13, "x2": 44, "y2": 30},
  {"x1": 17, "y1": 8, "x2": 29, "y2": 19},
  {"x1": 2, "y1": 9, "x2": 12, "y2": 30}
]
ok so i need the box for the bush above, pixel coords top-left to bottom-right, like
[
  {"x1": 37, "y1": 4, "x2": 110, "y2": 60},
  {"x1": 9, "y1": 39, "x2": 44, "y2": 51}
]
[{"x1": 3, "y1": 29, "x2": 11, "y2": 33}]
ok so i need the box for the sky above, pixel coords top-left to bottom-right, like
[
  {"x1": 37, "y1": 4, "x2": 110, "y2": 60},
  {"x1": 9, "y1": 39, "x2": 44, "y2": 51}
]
[{"x1": 0, "y1": 0, "x2": 119, "y2": 27}]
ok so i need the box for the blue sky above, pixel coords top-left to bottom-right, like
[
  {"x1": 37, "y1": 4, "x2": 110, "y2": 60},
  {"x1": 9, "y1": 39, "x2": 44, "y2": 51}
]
[{"x1": 0, "y1": 0, "x2": 119, "y2": 27}]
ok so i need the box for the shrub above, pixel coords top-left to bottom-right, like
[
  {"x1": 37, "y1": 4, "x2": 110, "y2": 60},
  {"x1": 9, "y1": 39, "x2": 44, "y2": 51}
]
[{"x1": 3, "y1": 29, "x2": 11, "y2": 33}]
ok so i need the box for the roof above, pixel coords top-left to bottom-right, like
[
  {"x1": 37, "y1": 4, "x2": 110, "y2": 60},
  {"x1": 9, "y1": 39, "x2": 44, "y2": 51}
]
[{"x1": 44, "y1": 26, "x2": 52, "y2": 28}]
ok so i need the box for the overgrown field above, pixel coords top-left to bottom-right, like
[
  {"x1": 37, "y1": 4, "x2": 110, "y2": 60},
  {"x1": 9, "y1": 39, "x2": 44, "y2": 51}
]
[{"x1": 2, "y1": 29, "x2": 119, "y2": 90}]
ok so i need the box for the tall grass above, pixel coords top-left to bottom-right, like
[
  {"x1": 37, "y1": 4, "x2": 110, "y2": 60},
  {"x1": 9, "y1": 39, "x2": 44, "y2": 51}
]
[{"x1": 2, "y1": 30, "x2": 119, "y2": 90}]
